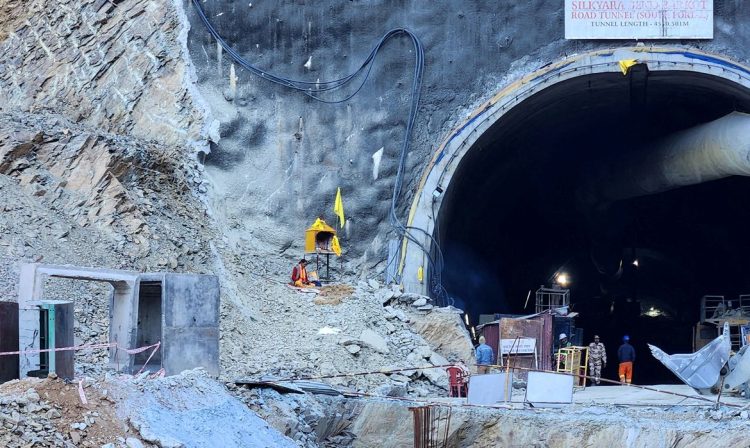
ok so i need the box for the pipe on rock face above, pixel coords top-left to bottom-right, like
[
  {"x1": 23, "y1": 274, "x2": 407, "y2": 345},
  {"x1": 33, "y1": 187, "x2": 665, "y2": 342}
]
[{"x1": 580, "y1": 111, "x2": 750, "y2": 208}]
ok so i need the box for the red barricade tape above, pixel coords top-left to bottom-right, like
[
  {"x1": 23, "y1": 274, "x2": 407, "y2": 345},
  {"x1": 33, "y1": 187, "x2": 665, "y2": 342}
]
[
  {"x1": 0, "y1": 341, "x2": 161, "y2": 357},
  {"x1": 0, "y1": 342, "x2": 115, "y2": 357}
]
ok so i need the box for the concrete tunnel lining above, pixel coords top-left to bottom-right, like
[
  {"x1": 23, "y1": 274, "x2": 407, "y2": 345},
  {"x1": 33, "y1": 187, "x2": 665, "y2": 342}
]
[
  {"x1": 401, "y1": 47, "x2": 750, "y2": 295},
  {"x1": 398, "y1": 47, "x2": 750, "y2": 384}
]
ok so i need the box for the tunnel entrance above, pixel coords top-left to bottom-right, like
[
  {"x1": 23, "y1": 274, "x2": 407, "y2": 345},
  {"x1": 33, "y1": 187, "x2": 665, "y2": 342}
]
[{"x1": 412, "y1": 51, "x2": 750, "y2": 385}]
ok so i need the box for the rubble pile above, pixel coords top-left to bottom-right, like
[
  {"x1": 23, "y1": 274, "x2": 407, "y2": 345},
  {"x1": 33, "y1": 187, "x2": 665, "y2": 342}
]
[
  {"x1": 0, "y1": 370, "x2": 295, "y2": 448},
  {"x1": 0, "y1": 375, "x2": 138, "y2": 447},
  {"x1": 0, "y1": 387, "x2": 67, "y2": 448},
  {"x1": 219, "y1": 266, "x2": 474, "y2": 396}
]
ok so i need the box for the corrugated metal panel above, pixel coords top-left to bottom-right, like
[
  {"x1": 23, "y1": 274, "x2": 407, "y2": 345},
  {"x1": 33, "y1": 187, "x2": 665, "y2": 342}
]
[
  {"x1": 538, "y1": 313, "x2": 553, "y2": 371},
  {"x1": 499, "y1": 318, "x2": 543, "y2": 380},
  {"x1": 479, "y1": 314, "x2": 556, "y2": 375}
]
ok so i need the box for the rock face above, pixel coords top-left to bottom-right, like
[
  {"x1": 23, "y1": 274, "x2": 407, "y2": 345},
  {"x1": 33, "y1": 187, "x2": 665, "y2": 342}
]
[
  {"x1": 409, "y1": 307, "x2": 475, "y2": 365},
  {"x1": 344, "y1": 396, "x2": 750, "y2": 448},
  {"x1": 0, "y1": 0, "x2": 207, "y2": 147},
  {"x1": 0, "y1": 0, "x2": 214, "y2": 370}
]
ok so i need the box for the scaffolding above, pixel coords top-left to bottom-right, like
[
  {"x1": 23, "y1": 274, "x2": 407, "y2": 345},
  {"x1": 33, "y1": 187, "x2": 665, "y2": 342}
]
[
  {"x1": 699, "y1": 295, "x2": 750, "y2": 351},
  {"x1": 535, "y1": 286, "x2": 570, "y2": 314},
  {"x1": 555, "y1": 346, "x2": 588, "y2": 389}
]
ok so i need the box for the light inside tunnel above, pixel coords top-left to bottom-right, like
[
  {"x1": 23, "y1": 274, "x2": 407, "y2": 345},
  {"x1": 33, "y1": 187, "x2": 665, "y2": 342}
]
[
  {"x1": 555, "y1": 273, "x2": 570, "y2": 288},
  {"x1": 435, "y1": 67, "x2": 750, "y2": 384}
]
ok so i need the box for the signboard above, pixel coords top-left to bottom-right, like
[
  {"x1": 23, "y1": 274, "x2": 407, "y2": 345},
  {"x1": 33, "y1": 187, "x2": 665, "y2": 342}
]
[
  {"x1": 565, "y1": 0, "x2": 714, "y2": 40},
  {"x1": 500, "y1": 338, "x2": 537, "y2": 354},
  {"x1": 467, "y1": 373, "x2": 513, "y2": 405}
]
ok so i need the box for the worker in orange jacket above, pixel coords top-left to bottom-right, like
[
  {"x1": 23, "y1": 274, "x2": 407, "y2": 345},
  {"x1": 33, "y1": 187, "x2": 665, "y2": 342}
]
[{"x1": 291, "y1": 259, "x2": 321, "y2": 287}]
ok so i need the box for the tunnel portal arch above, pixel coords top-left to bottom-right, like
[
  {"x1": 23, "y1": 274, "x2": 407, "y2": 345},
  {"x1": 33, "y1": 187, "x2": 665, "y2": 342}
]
[{"x1": 400, "y1": 47, "x2": 750, "y2": 298}]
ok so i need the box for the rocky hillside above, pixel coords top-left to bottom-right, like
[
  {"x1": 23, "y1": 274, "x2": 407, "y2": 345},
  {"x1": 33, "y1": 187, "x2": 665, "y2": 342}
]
[
  {"x1": 0, "y1": 0, "x2": 474, "y2": 396},
  {"x1": 0, "y1": 0, "x2": 207, "y2": 146}
]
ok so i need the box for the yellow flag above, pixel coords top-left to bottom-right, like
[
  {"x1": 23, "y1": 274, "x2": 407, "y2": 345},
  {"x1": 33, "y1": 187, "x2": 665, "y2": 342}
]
[
  {"x1": 333, "y1": 187, "x2": 345, "y2": 228},
  {"x1": 331, "y1": 235, "x2": 342, "y2": 256},
  {"x1": 417, "y1": 266, "x2": 424, "y2": 282},
  {"x1": 619, "y1": 59, "x2": 638, "y2": 76}
]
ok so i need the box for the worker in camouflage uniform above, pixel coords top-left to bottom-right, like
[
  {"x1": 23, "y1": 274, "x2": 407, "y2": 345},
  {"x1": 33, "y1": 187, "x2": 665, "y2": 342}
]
[{"x1": 587, "y1": 335, "x2": 607, "y2": 385}]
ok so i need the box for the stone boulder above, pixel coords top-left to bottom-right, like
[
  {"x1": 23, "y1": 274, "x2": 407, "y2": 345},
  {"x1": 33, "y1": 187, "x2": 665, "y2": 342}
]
[
  {"x1": 409, "y1": 307, "x2": 474, "y2": 364},
  {"x1": 359, "y1": 329, "x2": 390, "y2": 354}
]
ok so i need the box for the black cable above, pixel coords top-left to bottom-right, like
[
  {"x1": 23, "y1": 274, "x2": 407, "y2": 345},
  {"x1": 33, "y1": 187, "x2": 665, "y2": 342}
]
[{"x1": 191, "y1": 0, "x2": 447, "y2": 303}]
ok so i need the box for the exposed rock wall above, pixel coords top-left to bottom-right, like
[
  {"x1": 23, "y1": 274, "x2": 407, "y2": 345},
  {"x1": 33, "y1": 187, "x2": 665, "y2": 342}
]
[
  {"x1": 0, "y1": 112, "x2": 210, "y2": 261},
  {"x1": 0, "y1": 0, "x2": 207, "y2": 147},
  {"x1": 0, "y1": 111, "x2": 215, "y2": 370},
  {"x1": 346, "y1": 398, "x2": 750, "y2": 448},
  {"x1": 0, "y1": 0, "x2": 215, "y2": 369},
  {"x1": 408, "y1": 307, "x2": 474, "y2": 365}
]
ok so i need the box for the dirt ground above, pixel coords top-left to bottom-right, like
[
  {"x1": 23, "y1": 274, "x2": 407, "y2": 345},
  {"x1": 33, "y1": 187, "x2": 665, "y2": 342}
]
[
  {"x1": 0, "y1": 376, "x2": 140, "y2": 447},
  {"x1": 314, "y1": 284, "x2": 356, "y2": 305}
]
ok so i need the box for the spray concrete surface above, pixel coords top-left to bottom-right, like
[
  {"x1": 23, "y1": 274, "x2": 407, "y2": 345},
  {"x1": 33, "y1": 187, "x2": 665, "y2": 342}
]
[{"x1": 185, "y1": 0, "x2": 750, "y2": 272}]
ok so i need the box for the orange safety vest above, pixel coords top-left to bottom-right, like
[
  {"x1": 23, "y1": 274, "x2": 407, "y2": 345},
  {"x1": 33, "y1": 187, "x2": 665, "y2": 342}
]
[{"x1": 291, "y1": 264, "x2": 308, "y2": 284}]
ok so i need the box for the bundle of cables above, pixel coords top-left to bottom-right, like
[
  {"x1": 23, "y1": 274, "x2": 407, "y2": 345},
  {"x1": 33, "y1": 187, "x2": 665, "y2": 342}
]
[{"x1": 191, "y1": 0, "x2": 449, "y2": 305}]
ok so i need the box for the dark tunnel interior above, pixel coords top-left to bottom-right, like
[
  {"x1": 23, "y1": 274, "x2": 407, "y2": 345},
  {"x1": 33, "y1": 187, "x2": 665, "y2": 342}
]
[{"x1": 437, "y1": 68, "x2": 750, "y2": 384}]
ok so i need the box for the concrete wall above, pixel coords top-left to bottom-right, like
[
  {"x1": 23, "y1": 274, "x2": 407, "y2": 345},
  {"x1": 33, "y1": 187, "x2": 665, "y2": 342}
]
[
  {"x1": 185, "y1": 0, "x2": 750, "y2": 275},
  {"x1": 162, "y1": 273, "x2": 221, "y2": 377},
  {"x1": 17, "y1": 264, "x2": 220, "y2": 377}
]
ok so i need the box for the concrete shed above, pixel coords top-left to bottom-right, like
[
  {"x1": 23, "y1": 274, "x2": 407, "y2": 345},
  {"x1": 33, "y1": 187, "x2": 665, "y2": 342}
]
[{"x1": 17, "y1": 264, "x2": 220, "y2": 378}]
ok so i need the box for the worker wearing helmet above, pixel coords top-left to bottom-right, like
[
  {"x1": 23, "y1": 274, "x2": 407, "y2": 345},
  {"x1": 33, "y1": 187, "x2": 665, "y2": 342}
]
[
  {"x1": 559, "y1": 333, "x2": 571, "y2": 348},
  {"x1": 557, "y1": 333, "x2": 572, "y2": 369},
  {"x1": 617, "y1": 335, "x2": 636, "y2": 384}
]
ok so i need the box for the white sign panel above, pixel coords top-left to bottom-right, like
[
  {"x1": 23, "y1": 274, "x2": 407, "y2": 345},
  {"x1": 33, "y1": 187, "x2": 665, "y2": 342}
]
[
  {"x1": 565, "y1": 0, "x2": 713, "y2": 40},
  {"x1": 525, "y1": 371, "x2": 574, "y2": 407},
  {"x1": 467, "y1": 373, "x2": 512, "y2": 405},
  {"x1": 500, "y1": 338, "x2": 536, "y2": 354}
]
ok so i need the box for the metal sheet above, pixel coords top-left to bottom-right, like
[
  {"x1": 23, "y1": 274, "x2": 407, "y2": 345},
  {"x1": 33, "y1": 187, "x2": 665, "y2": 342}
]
[
  {"x1": 0, "y1": 302, "x2": 19, "y2": 383},
  {"x1": 499, "y1": 318, "x2": 544, "y2": 380},
  {"x1": 538, "y1": 313, "x2": 554, "y2": 372},
  {"x1": 649, "y1": 322, "x2": 731, "y2": 391},
  {"x1": 52, "y1": 302, "x2": 74, "y2": 381},
  {"x1": 525, "y1": 371, "x2": 574, "y2": 407},
  {"x1": 479, "y1": 323, "x2": 499, "y2": 362},
  {"x1": 467, "y1": 373, "x2": 512, "y2": 405}
]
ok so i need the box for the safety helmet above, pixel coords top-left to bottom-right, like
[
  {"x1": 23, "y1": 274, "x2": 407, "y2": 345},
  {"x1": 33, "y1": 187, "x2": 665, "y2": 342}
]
[
  {"x1": 623, "y1": 335, "x2": 630, "y2": 341},
  {"x1": 559, "y1": 333, "x2": 567, "y2": 340}
]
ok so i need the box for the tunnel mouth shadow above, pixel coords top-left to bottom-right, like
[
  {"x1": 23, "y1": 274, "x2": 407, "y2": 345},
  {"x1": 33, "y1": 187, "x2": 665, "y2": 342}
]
[{"x1": 426, "y1": 56, "x2": 750, "y2": 384}]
